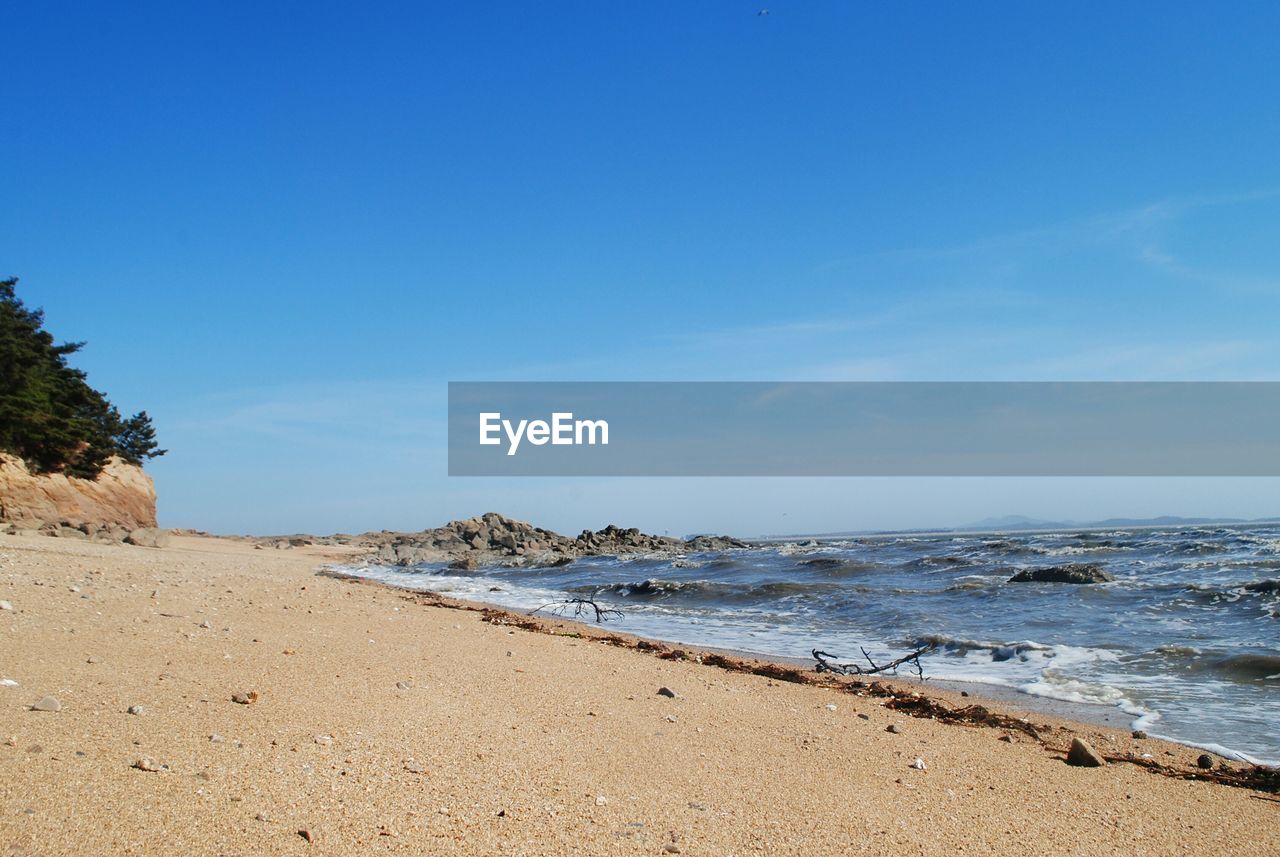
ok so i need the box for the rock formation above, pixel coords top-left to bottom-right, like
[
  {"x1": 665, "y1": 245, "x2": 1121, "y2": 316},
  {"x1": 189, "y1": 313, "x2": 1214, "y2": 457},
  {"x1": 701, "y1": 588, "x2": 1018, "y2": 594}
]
[
  {"x1": 348, "y1": 512, "x2": 746, "y2": 568},
  {"x1": 0, "y1": 452, "x2": 158, "y2": 541}
]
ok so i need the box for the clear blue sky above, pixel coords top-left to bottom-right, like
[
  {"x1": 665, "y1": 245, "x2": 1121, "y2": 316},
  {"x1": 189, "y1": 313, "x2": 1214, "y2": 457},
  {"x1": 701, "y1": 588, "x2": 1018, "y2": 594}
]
[{"x1": 4, "y1": 2, "x2": 1279, "y2": 535}]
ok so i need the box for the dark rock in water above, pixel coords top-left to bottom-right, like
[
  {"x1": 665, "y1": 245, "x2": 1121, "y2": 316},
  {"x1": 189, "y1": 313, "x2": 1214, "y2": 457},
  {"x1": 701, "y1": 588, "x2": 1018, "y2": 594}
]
[
  {"x1": 991, "y1": 646, "x2": 1016, "y2": 662},
  {"x1": 1243, "y1": 579, "x2": 1279, "y2": 594},
  {"x1": 449, "y1": 557, "x2": 479, "y2": 571},
  {"x1": 1066, "y1": 737, "x2": 1106, "y2": 767},
  {"x1": 685, "y1": 535, "x2": 748, "y2": 551},
  {"x1": 1132, "y1": 730, "x2": 1147, "y2": 739},
  {"x1": 1008, "y1": 564, "x2": 1115, "y2": 584},
  {"x1": 1197, "y1": 754, "x2": 1215, "y2": 769}
]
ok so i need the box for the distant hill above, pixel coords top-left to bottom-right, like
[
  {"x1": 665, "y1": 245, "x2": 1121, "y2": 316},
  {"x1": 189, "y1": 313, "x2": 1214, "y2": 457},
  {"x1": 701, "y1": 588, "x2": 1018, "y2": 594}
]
[
  {"x1": 757, "y1": 513, "x2": 1278, "y2": 541},
  {"x1": 960, "y1": 514, "x2": 1259, "y2": 531}
]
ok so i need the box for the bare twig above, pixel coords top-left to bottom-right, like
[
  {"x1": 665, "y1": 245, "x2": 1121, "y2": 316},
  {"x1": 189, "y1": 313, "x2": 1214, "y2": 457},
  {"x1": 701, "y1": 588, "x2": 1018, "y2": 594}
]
[
  {"x1": 812, "y1": 643, "x2": 936, "y2": 679},
  {"x1": 529, "y1": 596, "x2": 623, "y2": 623}
]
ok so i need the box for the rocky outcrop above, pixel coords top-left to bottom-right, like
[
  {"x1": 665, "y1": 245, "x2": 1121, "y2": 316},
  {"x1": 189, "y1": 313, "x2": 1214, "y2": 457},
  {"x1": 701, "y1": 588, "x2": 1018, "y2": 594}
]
[
  {"x1": 1008, "y1": 564, "x2": 1115, "y2": 584},
  {"x1": 354, "y1": 512, "x2": 741, "y2": 568},
  {"x1": 0, "y1": 453, "x2": 158, "y2": 539}
]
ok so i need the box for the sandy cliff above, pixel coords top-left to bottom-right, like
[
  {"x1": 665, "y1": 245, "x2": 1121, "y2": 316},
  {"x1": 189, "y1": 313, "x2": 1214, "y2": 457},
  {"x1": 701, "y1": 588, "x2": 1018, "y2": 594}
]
[{"x1": 0, "y1": 452, "x2": 157, "y2": 531}]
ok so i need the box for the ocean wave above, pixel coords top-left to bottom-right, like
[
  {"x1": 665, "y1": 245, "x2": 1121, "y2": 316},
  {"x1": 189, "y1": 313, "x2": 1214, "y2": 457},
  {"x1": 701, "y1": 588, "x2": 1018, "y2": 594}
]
[
  {"x1": 796, "y1": 557, "x2": 882, "y2": 576},
  {"x1": 573, "y1": 577, "x2": 859, "y2": 605}
]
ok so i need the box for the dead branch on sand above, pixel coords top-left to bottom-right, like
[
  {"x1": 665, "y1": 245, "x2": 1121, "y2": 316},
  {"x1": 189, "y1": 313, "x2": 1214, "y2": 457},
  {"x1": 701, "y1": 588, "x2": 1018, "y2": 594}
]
[
  {"x1": 812, "y1": 643, "x2": 936, "y2": 679},
  {"x1": 529, "y1": 597, "x2": 623, "y2": 623}
]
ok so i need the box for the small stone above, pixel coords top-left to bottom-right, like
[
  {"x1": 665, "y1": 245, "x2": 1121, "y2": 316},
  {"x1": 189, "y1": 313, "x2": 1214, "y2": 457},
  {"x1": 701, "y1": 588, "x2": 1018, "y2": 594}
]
[
  {"x1": 1196, "y1": 754, "x2": 1215, "y2": 769},
  {"x1": 132, "y1": 757, "x2": 162, "y2": 772},
  {"x1": 595, "y1": 795, "x2": 608, "y2": 806},
  {"x1": 395, "y1": 681, "x2": 410, "y2": 690},
  {"x1": 404, "y1": 760, "x2": 426, "y2": 774},
  {"x1": 885, "y1": 724, "x2": 900, "y2": 734},
  {"x1": 209, "y1": 734, "x2": 224, "y2": 743},
  {"x1": 1066, "y1": 737, "x2": 1106, "y2": 767},
  {"x1": 231, "y1": 691, "x2": 259, "y2": 705},
  {"x1": 999, "y1": 734, "x2": 1013, "y2": 742},
  {"x1": 664, "y1": 846, "x2": 682, "y2": 854},
  {"x1": 255, "y1": 812, "x2": 271, "y2": 822},
  {"x1": 665, "y1": 715, "x2": 678, "y2": 723},
  {"x1": 198, "y1": 620, "x2": 211, "y2": 629},
  {"x1": 298, "y1": 829, "x2": 313, "y2": 843},
  {"x1": 0, "y1": 600, "x2": 12, "y2": 610},
  {"x1": 30, "y1": 695, "x2": 61, "y2": 712},
  {"x1": 656, "y1": 687, "x2": 678, "y2": 698},
  {"x1": 910, "y1": 757, "x2": 927, "y2": 770},
  {"x1": 856, "y1": 713, "x2": 870, "y2": 720},
  {"x1": 314, "y1": 735, "x2": 333, "y2": 747},
  {"x1": 1132, "y1": 730, "x2": 1147, "y2": 739},
  {"x1": 127, "y1": 705, "x2": 144, "y2": 715},
  {"x1": 824, "y1": 703, "x2": 837, "y2": 712}
]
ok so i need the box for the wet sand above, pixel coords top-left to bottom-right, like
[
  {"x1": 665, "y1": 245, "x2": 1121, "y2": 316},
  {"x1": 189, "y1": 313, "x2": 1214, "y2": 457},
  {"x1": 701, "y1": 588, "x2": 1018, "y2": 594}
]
[{"x1": 1, "y1": 533, "x2": 1276, "y2": 855}]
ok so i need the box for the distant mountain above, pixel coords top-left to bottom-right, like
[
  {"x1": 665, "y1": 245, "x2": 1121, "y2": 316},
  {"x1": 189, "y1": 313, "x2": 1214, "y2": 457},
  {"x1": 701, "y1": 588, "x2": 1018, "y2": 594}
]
[
  {"x1": 965, "y1": 515, "x2": 1062, "y2": 530},
  {"x1": 958, "y1": 514, "x2": 1258, "y2": 531},
  {"x1": 757, "y1": 514, "x2": 1278, "y2": 541}
]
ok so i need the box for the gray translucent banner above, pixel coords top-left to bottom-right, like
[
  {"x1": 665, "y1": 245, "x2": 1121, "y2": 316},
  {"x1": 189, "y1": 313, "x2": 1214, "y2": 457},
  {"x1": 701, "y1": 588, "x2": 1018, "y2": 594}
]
[{"x1": 448, "y1": 382, "x2": 1280, "y2": 476}]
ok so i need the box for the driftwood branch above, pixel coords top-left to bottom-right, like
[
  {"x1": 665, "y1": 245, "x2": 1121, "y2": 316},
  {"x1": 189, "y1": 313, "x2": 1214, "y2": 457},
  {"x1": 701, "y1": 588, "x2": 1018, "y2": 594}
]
[
  {"x1": 529, "y1": 596, "x2": 623, "y2": 624},
  {"x1": 812, "y1": 643, "x2": 936, "y2": 679}
]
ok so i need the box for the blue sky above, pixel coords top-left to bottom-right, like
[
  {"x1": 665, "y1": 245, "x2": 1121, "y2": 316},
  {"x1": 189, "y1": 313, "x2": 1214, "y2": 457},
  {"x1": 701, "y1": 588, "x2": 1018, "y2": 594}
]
[{"x1": 3, "y1": 2, "x2": 1279, "y2": 535}]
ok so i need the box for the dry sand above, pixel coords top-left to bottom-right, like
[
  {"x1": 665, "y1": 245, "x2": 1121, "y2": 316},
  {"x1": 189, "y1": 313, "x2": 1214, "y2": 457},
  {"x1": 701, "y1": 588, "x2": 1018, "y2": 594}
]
[{"x1": 1, "y1": 533, "x2": 1276, "y2": 855}]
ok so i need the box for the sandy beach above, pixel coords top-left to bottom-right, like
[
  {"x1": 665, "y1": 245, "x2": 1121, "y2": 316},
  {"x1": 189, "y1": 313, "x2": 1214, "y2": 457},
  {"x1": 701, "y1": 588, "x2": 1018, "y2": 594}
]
[{"x1": 1, "y1": 533, "x2": 1277, "y2": 855}]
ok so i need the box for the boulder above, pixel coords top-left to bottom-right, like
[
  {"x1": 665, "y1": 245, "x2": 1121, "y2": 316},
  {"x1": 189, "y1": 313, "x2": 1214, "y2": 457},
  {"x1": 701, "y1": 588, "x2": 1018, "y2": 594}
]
[{"x1": 125, "y1": 528, "x2": 171, "y2": 549}]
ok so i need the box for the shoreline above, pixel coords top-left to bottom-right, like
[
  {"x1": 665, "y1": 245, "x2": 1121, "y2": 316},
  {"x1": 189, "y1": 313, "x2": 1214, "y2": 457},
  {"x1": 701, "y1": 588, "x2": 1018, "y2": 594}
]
[
  {"x1": 320, "y1": 566, "x2": 1277, "y2": 777},
  {"x1": 327, "y1": 565, "x2": 1273, "y2": 767},
  {"x1": 3, "y1": 533, "x2": 1277, "y2": 854}
]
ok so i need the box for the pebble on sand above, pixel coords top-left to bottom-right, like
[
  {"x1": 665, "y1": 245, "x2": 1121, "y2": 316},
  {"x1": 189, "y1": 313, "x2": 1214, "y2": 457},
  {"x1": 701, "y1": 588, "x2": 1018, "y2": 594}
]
[
  {"x1": 595, "y1": 795, "x2": 608, "y2": 806},
  {"x1": 127, "y1": 705, "x2": 144, "y2": 715},
  {"x1": 132, "y1": 757, "x2": 163, "y2": 772},
  {"x1": 1196, "y1": 754, "x2": 1215, "y2": 769},
  {"x1": 0, "y1": 600, "x2": 12, "y2": 610},
  {"x1": 824, "y1": 703, "x2": 837, "y2": 712},
  {"x1": 395, "y1": 681, "x2": 411, "y2": 690},
  {"x1": 30, "y1": 695, "x2": 61, "y2": 712},
  {"x1": 1066, "y1": 737, "x2": 1107, "y2": 767},
  {"x1": 910, "y1": 757, "x2": 927, "y2": 771},
  {"x1": 231, "y1": 691, "x2": 259, "y2": 705},
  {"x1": 885, "y1": 724, "x2": 900, "y2": 734},
  {"x1": 657, "y1": 687, "x2": 678, "y2": 698}
]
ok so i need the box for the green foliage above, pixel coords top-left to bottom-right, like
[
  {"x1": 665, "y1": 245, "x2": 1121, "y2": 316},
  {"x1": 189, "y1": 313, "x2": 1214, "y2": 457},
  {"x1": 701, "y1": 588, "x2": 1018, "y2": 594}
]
[{"x1": 0, "y1": 277, "x2": 166, "y2": 478}]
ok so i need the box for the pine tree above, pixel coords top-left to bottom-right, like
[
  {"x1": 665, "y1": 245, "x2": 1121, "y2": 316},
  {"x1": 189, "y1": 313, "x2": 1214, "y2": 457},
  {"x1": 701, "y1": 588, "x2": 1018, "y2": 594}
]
[{"x1": 0, "y1": 277, "x2": 166, "y2": 477}]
